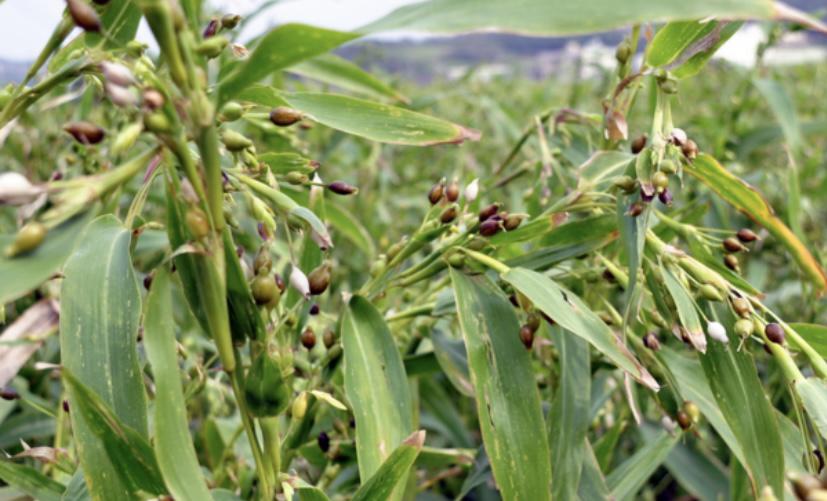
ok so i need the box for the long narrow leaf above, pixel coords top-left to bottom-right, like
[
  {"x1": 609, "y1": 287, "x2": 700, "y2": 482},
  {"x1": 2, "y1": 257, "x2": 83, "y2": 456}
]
[{"x1": 352, "y1": 431, "x2": 426, "y2": 501}]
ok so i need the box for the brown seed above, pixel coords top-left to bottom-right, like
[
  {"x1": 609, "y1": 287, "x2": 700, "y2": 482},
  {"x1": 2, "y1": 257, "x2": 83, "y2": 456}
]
[
  {"x1": 519, "y1": 325, "x2": 534, "y2": 349},
  {"x1": 269, "y1": 106, "x2": 302, "y2": 127},
  {"x1": 723, "y1": 237, "x2": 745, "y2": 253},
  {"x1": 676, "y1": 410, "x2": 692, "y2": 430},
  {"x1": 503, "y1": 214, "x2": 525, "y2": 231},
  {"x1": 681, "y1": 139, "x2": 698, "y2": 160},
  {"x1": 478, "y1": 203, "x2": 500, "y2": 222},
  {"x1": 301, "y1": 328, "x2": 316, "y2": 350},
  {"x1": 631, "y1": 134, "x2": 647, "y2": 154},
  {"x1": 628, "y1": 201, "x2": 644, "y2": 217},
  {"x1": 526, "y1": 314, "x2": 541, "y2": 333},
  {"x1": 307, "y1": 263, "x2": 331, "y2": 296},
  {"x1": 323, "y1": 329, "x2": 335, "y2": 349},
  {"x1": 479, "y1": 218, "x2": 501, "y2": 237},
  {"x1": 643, "y1": 332, "x2": 661, "y2": 351},
  {"x1": 67, "y1": 0, "x2": 101, "y2": 32},
  {"x1": 445, "y1": 181, "x2": 460, "y2": 202},
  {"x1": 602, "y1": 269, "x2": 616, "y2": 283},
  {"x1": 765, "y1": 323, "x2": 785, "y2": 344},
  {"x1": 732, "y1": 297, "x2": 751, "y2": 317},
  {"x1": 0, "y1": 388, "x2": 20, "y2": 401},
  {"x1": 724, "y1": 254, "x2": 739, "y2": 272},
  {"x1": 142, "y1": 89, "x2": 165, "y2": 110},
  {"x1": 327, "y1": 181, "x2": 358, "y2": 195},
  {"x1": 428, "y1": 181, "x2": 444, "y2": 205},
  {"x1": 275, "y1": 274, "x2": 286, "y2": 293},
  {"x1": 440, "y1": 205, "x2": 458, "y2": 224},
  {"x1": 64, "y1": 121, "x2": 105, "y2": 144},
  {"x1": 736, "y1": 228, "x2": 759, "y2": 243}
]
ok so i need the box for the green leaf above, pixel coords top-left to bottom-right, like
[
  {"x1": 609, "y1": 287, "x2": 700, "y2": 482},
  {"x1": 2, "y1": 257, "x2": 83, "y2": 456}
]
[
  {"x1": 282, "y1": 92, "x2": 480, "y2": 146},
  {"x1": 289, "y1": 54, "x2": 408, "y2": 103},
  {"x1": 606, "y1": 428, "x2": 679, "y2": 500},
  {"x1": 431, "y1": 328, "x2": 474, "y2": 397},
  {"x1": 685, "y1": 154, "x2": 827, "y2": 293},
  {"x1": 342, "y1": 295, "x2": 413, "y2": 499},
  {"x1": 352, "y1": 431, "x2": 426, "y2": 501},
  {"x1": 789, "y1": 323, "x2": 827, "y2": 359},
  {"x1": 283, "y1": 476, "x2": 330, "y2": 501},
  {"x1": 549, "y1": 332, "x2": 590, "y2": 500},
  {"x1": 502, "y1": 267, "x2": 658, "y2": 389},
  {"x1": 578, "y1": 441, "x2": 611, "y2": 500},
  {"x1": 700, "y1": 335, "x2": 784, "y2": 497},
  {"x1": 0, "y1": 460, "x2": 65, "y2": 501},
  {"x1": 0, "y1": 210, "x2": 94, "y2": 304},
  {"x1": 258, "y1": 152, "x2": 319, "y2": 176},
  {"x1": 143, "y1": 268, "x2": 213, "y2": 501},
  {"x1": 647, "y1": 20, "x2": 717, "y2": 67},
  {"x1": 795, "y1": 378, "x2": 827, "y2": 440},
  {"x1": 363, "y1": 0, "x2": 773, "y2": 36},
  {"x1": 61, "y1": 371, "x2": 165, "y2": 496},
  {"x1": 450, "y1": 268, "x2": 551, "y2": 501},
  {"x1": 217, "y1": 24, "x2": 358, "y2": 103},
  {"x1": 672, "y1": 22, "x2": 742, "y2": 78},
  {"x1": 324, "y1": 202, "x2": 376, "y2": 257},
  {"x1": 60, "y1": 215, "x2": 150, "y2": 500},
  {"x1": 224, "y1": 230, "x2": 265, "y2": 343},
  {"x1": 661, "y1": 266, "x2": 706, "y2": 352},
  {"x1": 85, "y1": 0, "x2": 141, "y2": 47}
]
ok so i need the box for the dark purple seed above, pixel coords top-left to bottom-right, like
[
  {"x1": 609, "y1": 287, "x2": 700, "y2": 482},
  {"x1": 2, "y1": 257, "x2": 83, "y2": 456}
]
[
  {"x1": 328, "y1": 181, "x2": 358, "y2": 195},
  {"x1": 203, "y1": 18, "x2": 219, "y2": 38},
  {"x1": 318, "y1": 432, "x2": 330, "y2": 452},
  {"x1": 63, "y1": 400, "x2": 70, "y2": 413},
  {"x1": 309, "y1": 303, "x2": 320, "y2": 315},
  {"x1": 478, "y1": 203, "x2": 500, "y2": 222},
  {"x1": 765, "y1": 323, "x2": 785, "y2": 344},
  {"x1": 479, "y1": 218, "x2": 501, "y2": 237},
  {"x1": 143, "y1": 274, "x2": 153, "y2": 290},
  {"x1": 0, "y1": 388, "x2": 20, "y2": 401},
  {"x1": 658, "y1": 188, "x2": 673, "y2": 205}
]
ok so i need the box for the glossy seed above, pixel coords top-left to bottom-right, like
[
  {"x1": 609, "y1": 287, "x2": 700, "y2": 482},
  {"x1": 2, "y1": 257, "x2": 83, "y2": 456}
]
[
  {"x1": 301, "y1": 328, "x2": 316, "y2": 350},
  {"x1": 323, "y1": 329, "x2": 335, "y2": 349},
  {"x1": 519, "y1": 325, "x2": 534, "y2": 349},
  {"x1": 658, "y1": 188, "x2": 673, "y2": 206},
  {"x1": 723, "y1": 237, "x2": 745, "y2": 253},
  {"x1": 64, "y1": 121, "x2": 105, "y2": 144},
  {"x1": 630, "y1": 134, "x2": 647, "y2": 154},
  {"x1": 676, "y1": 410, "x2": 692, "y2": 430},
  {"x1": 440, "y1": 205, "x2": 458, "y2": 224},
  {"x1": 251, "y1": 275, "x2": 278, "y2": 305},
  {"x1": 682, "y1": 139, "x2": 698, "y2": 160},
  {"x1": 737, "y1": 228, "x2": 759, "y2": 243},
  {"x1": 478, "y1": 203, "x2": 500, "y2": 222},
  {"x1": 445, "y1": 180, "x2": 460, "y2": 202},
  {"x1": 628, "y1": 201, "x2": 644, "y2": 217},
  {"x1": 732, "y1": 297, "x2": 751, "y2": 317},
  {"x1": 765, "y1": 323, "x2": 785, "y2": 344},
  {"x1": 724, "y1": 254, "x2": 739, "y2": 272},
  {"x1": 67, "y1": 0, "x2": 101, "y2": 32},
  {"x1": 307, "y1": 262, "x2": 331, "y2": 296},
  {"x1": 479, "y1": 218, "x2": 501, "y2": 237},
  {"x1": 269, "y1": 107, "x2": 303, "y2": 127},
  {"x1": 328, "y1": 181, "x2": 358, "y2": 195},
  {"x1": 5, "y1": 221, "x2": 47, "y2": 257},
  {"x1": 317, "y1": 431, "x2": 330, "y2": 452},
  {"x1": 428, "y1": 181, "x2": 444, "y2": 205}
]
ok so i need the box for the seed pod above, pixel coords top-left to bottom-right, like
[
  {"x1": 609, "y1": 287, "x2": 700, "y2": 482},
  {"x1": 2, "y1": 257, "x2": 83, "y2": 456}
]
[
  {"x1": 269, "y1": 107, "x2": 303, "y2": 127},
  {"x1": 643, "y1": 332, "x2": 661, "y2": 351},
  {"x1": 0, "y1": 388, "x2": 20, "y2": 400},
  {"x1": 323, "y1": 329, "x2": 336, "y2": 349},
  {"x1": 519, "y1": 325, "x2": 534, "y2": 349},
  {"x1": 612, "y1": 175, "x2": 637, "y2": 193},
  {"x1": 111, "y1": 122, "x2": 143, "y2": 156},
  {"x1": 723, "y1": 237, "x2": 745, "y2": 253},
  {"x1": 440, "y1": 205, "x2": 458, "y2": 224},
  {"x1": 464, "y1": 178, "x2": 479, "y2": 202},
  {"x1": 251, "y1": 274, "x2": 278, "y2": 305},
  {"x1": 503, "y1": 214, "x2": 525, "y2": 231},
  {"x1": 142, "y1": 89, "x2": 165, "y2": 110},
  {"x1": 221, "y1": 14, "x2": 241, "y2": 29},
  {"x1": 676, "y1": 410, "x2": 692, "y2": 430},
  {"x1": 443, "y1": 180, "x2": 460, "y2": 202},
  {"x1": 615, "y1": 40, "x2": 632, "y2": 64},
  {"x1": 652, "y1": 171, "x2": 669, "y2": 192},
  {"x1": 221, "y1": 129, "x2": 253, "y2": 151},
  {"x1": 290, "y1": 266, "x2": 310, "y2": 298},
  {"x1": 734, "y1": 318, "x2": 754, "y2": 338},
  {"x1": 196, "y1": 36, "x2": 228, "y2": 59},
  {"x1": 631, "y1": 134, "x2": 647, "y2": 154},
  {"x1": 219, "y1": 101, "x2": 244, "y2": 122},
  {"x1": 628, "y1": 201, "x2": 645, "y2": 217},
  {"x1": 699, "y1": 284, "x2": 723, "y2": 302},
  {"x1": 707, "y1": 321, "x2": 729, "y2": 344},
  {"x1": 203, "y1": 18, "x2": 219, "y2": 38},
  {"x1": 5, "y1": 222, "x2": 47, "y2": 257},
  {"x1": 478, "y1": 203, "x2": 500, "y2": 222},
  {"x1": 732, "y1": 297, "x2": 751, "y2": 317},
  {"x1": 99, "y1": 61, "x2": 135, "y2": 87},
  {"x1": 327, "y1": 181, "x2": 358, "y2": 195},
  {"x1": 682, "y1": 139, "x2": 698, "y2": 160},
  {"x1": 736, "y1": 228, "x2": 759, "y2": 243},
  {"x1": 67, "y1": 0, "x2": 101, "y2": 32},
  {"x1": 683, "y1": 400, "x2": 701, "y2": 424},
  {"x1": 307, "y1": 262, "x2": 331, "y2": 295},
  {"x1": 660, "y1": 158, "x2": 678, "y2": 174},
  {"x1": 428, "y1": 180, "x2": 444, "y2": 205},
  {"x1": 318, "y1": 432, "x2": 330, "y2": 452},
  {"x1": 64, "y1": 121, "x2": 105, "y2": 144},
  {"x1": 244, "y1": 353, "x2": 291, "y2": 417},
  {"x1": 143, "y1": 111, "x2": 172, "y2": 133},
  {"x1": 291, "y1": 392, "x2": 308, "y2": 419},
  {"x1": 724, "y1": 254, "x2": 740, "y2": 272},
  {"x1": 658, "y1": 188, "x2": 673, "y2": 206},
  {"x1": 479, "y1": 218, "x2": 501, "y2": 237},
  {"x1": 185, "y1": 208, "x2": 210, "y2": 239},
  {"x1": 765, "y1": 323, "x2": 785, "y2": 344},
  {"x1": 301, "y1": 328, "x2": 316, "y2": 350}
]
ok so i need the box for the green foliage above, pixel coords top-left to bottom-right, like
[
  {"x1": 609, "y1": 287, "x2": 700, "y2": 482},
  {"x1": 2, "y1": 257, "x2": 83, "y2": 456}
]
[{"x1": 2, "y1": 2, "x2": 827, "y2": 500}]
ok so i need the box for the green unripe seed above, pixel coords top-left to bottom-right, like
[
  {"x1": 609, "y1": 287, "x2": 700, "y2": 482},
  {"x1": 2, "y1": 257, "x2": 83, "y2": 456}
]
[
  {"x1": 195, "y1": 36, "x2": 228, "y2": 58},
  {"x1": 185, "y1": 208, "x2": 210, "y2": 239},
  {"x1": 221, "y1": 129, "x2": 253, "y2": 151},
  {"x1": 219, "y1": 101, "x2": 244, "y2": 122},
  {"x1": 5, "y1": 222, "x2": 47, "y2": 257},
  {"x1": 251, "y1": 275, "x2": 277, "y2": 305}
]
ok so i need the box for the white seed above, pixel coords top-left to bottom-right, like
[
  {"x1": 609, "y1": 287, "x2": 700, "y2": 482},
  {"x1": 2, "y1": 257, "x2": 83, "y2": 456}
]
[
  {"x1": 464, "y1": 178, "x2": 479, "y2": 202},
  {"x1": 670, "y1": 127, "x2": 688, "y2": 145},
  {"x1": 100, "y1": 61, "x2": 135, "y2": 87},
  {"x1": 105, "y1": 82, "x2": 138, "y2": 107},
  {"x1": 0, "y1": 172, "x2": 43, "y2": 205},
  {"x1": 707, "y1": 321, "x2": 729, "y2": 344},
  {"x1": 290, "y1": 266, "x2": 310, "y2": 299}
]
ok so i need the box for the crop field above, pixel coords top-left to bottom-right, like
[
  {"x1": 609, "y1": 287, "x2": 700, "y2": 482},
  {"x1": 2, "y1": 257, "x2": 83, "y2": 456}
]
[{"x1": 1, "y1": 1, "x2": 827, "y2": 500}]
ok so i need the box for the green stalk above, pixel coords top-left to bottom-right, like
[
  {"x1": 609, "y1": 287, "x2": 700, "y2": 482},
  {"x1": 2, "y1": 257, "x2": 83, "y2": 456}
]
[
  {"x1": 230, "y1": 367, "x2": 273, "y2": 498},
  {"x1": 20, "y1": 14, "x2": 74, "y2": 88},
  {"x1": 260, "y1": 417, "x2": 281, "y2": 490}
]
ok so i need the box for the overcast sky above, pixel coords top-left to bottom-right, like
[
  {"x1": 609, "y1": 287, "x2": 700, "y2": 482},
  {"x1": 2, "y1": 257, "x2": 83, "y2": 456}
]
[{"x1": 0, "y1": 0, "x2": 419, "y2": 61}]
